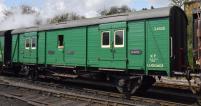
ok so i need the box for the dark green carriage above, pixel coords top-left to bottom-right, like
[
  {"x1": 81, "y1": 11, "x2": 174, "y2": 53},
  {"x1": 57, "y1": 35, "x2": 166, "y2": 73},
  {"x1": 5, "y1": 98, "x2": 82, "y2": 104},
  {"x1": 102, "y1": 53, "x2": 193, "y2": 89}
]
[
  {"x1": 11, "y1": 6, "x2": 187, "y2": 77},
  {"x1": 0, "y1": 32, "x2": 5, "y2": 64}
]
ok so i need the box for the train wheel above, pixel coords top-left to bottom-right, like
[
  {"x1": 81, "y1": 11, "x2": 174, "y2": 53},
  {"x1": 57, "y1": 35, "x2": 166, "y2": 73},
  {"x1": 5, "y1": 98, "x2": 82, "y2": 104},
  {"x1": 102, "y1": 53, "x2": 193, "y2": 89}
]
[
  {"x1": 27, "y1": 70, "x2": 34, "y2": 80},
  {"x1": 115, "y1": 78, "x2": 124, "y2": 93},
  {"x1": 130, "y1": 76, "x2": 143, "y2": 94},
  {"x1": 115, "y1": 76, "x2": 143, "y2": 98},
  {"x1": 28, "y1": 69, "x2": 38, "y2": 81},
  {"x1": 33, "y1": 69, "x2": 39, "y2": 81},
  {"x1": 25, "y1": 66, "x2": 38, "y2": 81},
  {"x1": 137, "y1": 76, "x2": 156, "y2": 92}
]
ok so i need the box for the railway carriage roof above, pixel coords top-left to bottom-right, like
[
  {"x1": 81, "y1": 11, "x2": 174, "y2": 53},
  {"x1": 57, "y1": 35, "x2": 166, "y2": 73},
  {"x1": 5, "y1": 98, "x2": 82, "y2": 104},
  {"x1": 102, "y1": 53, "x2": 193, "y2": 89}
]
[{"x1": 11, "y1": 6, "x2": 187, "y2": 34}]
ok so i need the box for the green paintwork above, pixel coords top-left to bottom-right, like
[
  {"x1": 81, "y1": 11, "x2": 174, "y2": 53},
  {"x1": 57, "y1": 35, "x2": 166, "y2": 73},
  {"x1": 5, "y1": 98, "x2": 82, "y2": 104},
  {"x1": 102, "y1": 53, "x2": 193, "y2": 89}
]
[
  {"x1": 98, "y1": 22, "x2": 127, "y2": 69},
  {"x1": 64, "y1": 27, "x2": 86, "y2": 66},
  {"x1": 12, "y1": 35, "x2": 19, "y2": 62},
  {"x1": 38, "y1": 32, "x2": 46, "y2": 64},
  {"x1": 46, "y1": 27, "x2": 86, "y2": 66},
  {"x1": 11, "y1": 18, "x2": 171, "y2": 76},
  {"x1": 87, "y1": 26, "x2": 100, "y2": 67},
  {"x1": 128, "y1": 21, "x2": 145, "y2": 70},
  {"x1": 146, "y1": 18, "x2": 170, "y2": 75},
  {"x1": 0, "y1": 36, "x2": 4, "y2": 63},
  {"x1": 19, "y1": 32, "x2": 37, "y2": 64}
]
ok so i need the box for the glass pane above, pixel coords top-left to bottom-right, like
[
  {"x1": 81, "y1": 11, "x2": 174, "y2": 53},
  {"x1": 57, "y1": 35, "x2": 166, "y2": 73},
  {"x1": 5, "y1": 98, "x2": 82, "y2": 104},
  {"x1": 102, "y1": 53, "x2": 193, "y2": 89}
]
[
  {"x1": 32, "y1": 38, "x2": 36, "y2": 48},
  {"x1": 115, "y1": 31, "x2": 123, "y2": 45},
  {"x1": 58, "y1": 35, "x2": 64, "y2": 46},
  {"x1": 25, "y1": 39, "x2": 30, "y2": 48},
  {"x1": 102, "y1": 32, "x2": 109, "y2": 46},
  {"x1": 58, "y1": 35, "x2": 64, "y2": 48}
]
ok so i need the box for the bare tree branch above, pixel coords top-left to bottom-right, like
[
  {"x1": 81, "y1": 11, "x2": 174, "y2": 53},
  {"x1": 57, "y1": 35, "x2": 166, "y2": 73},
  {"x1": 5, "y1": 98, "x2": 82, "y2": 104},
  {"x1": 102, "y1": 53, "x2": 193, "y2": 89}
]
[
  {"x1": 171, "y1": 0, "x2": 190, "y2": 7},
  {"x1": 98, "y1": 5, "x2": 132, "y2": 16}
]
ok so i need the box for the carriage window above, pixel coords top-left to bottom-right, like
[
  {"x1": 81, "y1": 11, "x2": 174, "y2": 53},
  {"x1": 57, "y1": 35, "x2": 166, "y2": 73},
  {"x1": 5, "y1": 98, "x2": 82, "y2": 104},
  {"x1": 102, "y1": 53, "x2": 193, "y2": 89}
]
[
  {"x1": 114, "y1": 30, "x2": 124, "y2": 47},
  {"x1": 31, "y1": 37, "x2": 36, "y2": 49},
  {"x1": 25, "y1": 38, "x2": 30, "y2": 49},
  {"x1": 101, "y1": 31, "x2": 110, "y2": 48},
  {"x1": 58, "y1": 35, "x2": 64, "y2": 49}
]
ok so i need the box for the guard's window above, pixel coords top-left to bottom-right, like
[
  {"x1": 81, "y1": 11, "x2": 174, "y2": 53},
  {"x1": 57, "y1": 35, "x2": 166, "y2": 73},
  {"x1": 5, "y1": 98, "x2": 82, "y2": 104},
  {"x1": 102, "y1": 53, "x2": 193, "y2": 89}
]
[
  {"x1": 31, "y1": 37, "x2": 36, "y2": 49},
  {"x1": 114, "y1": 30, "x2": 124, "y2": 47},
  {"x1": 101, "y1": 31, "x2": 110, "y2": 48},
  {"x1": 58, "y1": 35, "x2": 64, "y2": 49},
  {"x1": 25, "y1": 38, "x2": 30, "y2": 49}
]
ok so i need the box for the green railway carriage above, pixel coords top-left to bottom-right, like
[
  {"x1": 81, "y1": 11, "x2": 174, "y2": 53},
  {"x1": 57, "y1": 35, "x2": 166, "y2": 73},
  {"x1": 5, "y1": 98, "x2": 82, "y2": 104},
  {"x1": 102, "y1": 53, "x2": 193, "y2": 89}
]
[
  {"x1": 4, "y1": 5, "x2": 201, "y2": 104},
  {"x1": 11, "y1": 6, "x2": 187, "y2": 76},
  {"x1": 0, "y1": 32, "x2": 5, "y2": 65},
  {"x1": 5, "y1": 6, "x2": 188, "y2": 94}
]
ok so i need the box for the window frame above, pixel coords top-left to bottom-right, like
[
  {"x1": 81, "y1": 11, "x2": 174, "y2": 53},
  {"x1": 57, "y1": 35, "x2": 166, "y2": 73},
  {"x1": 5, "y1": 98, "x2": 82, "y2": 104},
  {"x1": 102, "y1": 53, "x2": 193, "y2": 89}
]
[
  {"x1": 114, "y1": 30, "x2": 124, "y2": 48},
  {"x1": 25, "y1": 38, "x2": 30, "y2": 49},
  {"x1": 58, "y1": 35, "x2": 64, "y2": 49},
  {"x1": 101, "y1": 31, "x2": 110, "y2": 48},
  {"x1": 31, "y1": 37, "x2": 37, "y2": 49}
]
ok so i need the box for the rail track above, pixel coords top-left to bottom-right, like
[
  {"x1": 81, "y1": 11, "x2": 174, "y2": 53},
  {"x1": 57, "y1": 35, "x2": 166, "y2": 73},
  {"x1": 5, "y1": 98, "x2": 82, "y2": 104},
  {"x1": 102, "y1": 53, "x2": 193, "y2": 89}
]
[
  {"x1": 154, "y1": 77, "x2": 200, "y2": 90},
  {"x1": 0, "y1": 76, "x2": 195, "y2": 106}
]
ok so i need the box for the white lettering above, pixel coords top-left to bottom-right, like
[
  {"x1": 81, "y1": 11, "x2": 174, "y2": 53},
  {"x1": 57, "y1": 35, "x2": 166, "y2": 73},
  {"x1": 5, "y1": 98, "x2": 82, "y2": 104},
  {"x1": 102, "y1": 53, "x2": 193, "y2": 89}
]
[
  {"x1": 147, "y1": 64, "x2": 164, "y2": 68},
  {"x1": 154, "y1": 26, "x2": 165, "y2": 31}
]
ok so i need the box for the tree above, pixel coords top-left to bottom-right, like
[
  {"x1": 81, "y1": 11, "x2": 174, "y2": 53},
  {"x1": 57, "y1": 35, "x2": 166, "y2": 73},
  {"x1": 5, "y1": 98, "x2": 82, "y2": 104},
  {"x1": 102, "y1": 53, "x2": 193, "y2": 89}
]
[
  {"x1": 20, "y1": 5, "x2": 37, "y2": 14},
  {"x1": 3, "y1": 5, "x2": 42, "y2": 24},
  {"x1": 3, "y1": 5, "x2": 38, "y2": 17},
  {"x1": 171, "y1": 0, "x2": 190, "y2": 7},
  {"x1": 150, "y1": 6, "x2": 154, "y2": 9},
  {"x1": 3, "y1": 10, "x2": 13, "y2": 17},
  {"x1": 142, "y1": 8, "x2": 148, "y2": 10},
  {"x1": 48, "y1": 12, "x2": 85, "y2": 24},
  {"x1": 49, "y1": 13, "x2": 69, "y2": 24},
  {"x1": 121, "y1": 5, "x2": 132, "y2": 13},
  {"x1": 99, "y1": 5, "x2": 132, "y2": 16}
]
